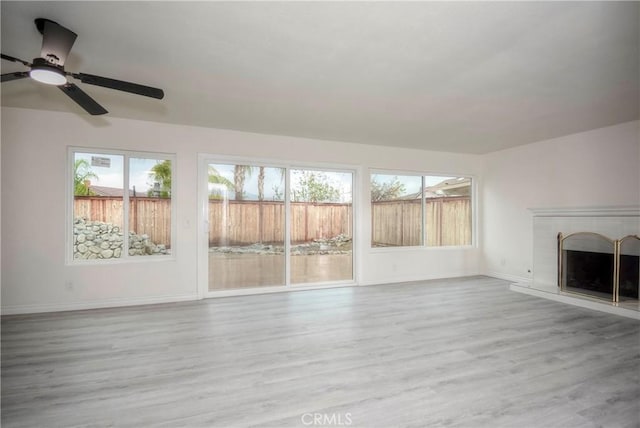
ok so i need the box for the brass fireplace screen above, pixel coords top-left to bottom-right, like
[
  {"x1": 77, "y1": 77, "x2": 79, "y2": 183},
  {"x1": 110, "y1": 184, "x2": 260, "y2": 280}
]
[{"x1": 558, "y1": 233, "x2": 640, "y2": 303}]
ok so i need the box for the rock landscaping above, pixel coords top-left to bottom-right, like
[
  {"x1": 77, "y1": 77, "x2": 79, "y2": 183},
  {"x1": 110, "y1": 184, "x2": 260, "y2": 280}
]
[
  {"x1": 209, "y1": 234, "x2": 352, "y2": 255},
  {"x1": 73, "y1": 218, "x2": 169, "y2": 259}
]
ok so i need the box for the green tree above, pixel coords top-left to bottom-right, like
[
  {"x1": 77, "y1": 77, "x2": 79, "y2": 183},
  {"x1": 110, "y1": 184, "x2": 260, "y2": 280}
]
[
  {"x1": 148, "y1": 160, "x2": 172, "y2": 198},
  {"x1": 74, "y1": 159, "x2": 98, "y2": 196},
  {"x1": 263, "y1": 167, "x2": 286, "y2": 201},
  {"x1": 371, "y1": 176, "x2": 406, "y2": 201},
  {"x1": 208, "y1": 165, "x2": 234, "y2": 199},
  {"x1": 291, "y1": 171, "x2": 340, "y2": 202},
  {"x1": 272, "y1": 184, "x2": 283, "y2": 200}
]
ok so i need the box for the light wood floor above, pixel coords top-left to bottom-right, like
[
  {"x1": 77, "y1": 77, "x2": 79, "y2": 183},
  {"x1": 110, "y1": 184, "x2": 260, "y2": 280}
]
[
  {"x1": 209, "y1": 253, "x2": 353, "y2": 290},
  {"x1": 2, "y1": 276, "x2": 639, "y2": 427}
]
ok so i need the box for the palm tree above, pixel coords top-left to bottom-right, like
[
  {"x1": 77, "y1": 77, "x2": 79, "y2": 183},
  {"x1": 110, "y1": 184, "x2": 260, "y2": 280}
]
[
  {"x1": 208, "y1": 165, "x2": 234, "y2": 199},
  {"x1": 257, "y1": 167, "x2": 266, "y2": 201},
  {"x1": 233, "y1": 165, "x2": 255, "y2": 200},
  {"x1": 148, "y1": 160, "x2": 172, "y2": 198},
  {"x1": 74, "y1": 159, "x2": 98, "y2": 196}
]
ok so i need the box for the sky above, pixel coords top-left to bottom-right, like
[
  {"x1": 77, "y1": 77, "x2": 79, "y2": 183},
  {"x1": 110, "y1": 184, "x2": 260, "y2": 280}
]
[
  {"x1": 75, "y1": 152, "x2": 163, "y2": 193},
  {"x1": 76, "y1": 153, "x2": 461, "y2": 200},
  {"x1": 208, "y1": 163, "x2": 353, "y2": 202},
  {"x1": 371, "y1": 174, "x2": 461, "y2": 196}
]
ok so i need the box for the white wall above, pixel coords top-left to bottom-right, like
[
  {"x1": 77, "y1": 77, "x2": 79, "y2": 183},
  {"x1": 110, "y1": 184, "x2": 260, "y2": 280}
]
[
  {"x1": 1, "y1": 107, "x2": 482, "y2": 314},
  {"x1": 482, "y1": 120, "x2": 640, "y2": 283}
]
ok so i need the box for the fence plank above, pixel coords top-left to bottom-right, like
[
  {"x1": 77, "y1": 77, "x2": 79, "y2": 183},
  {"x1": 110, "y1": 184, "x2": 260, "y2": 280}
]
[
  {"x1": 75, "y1": 196, "x2": 469, "y2": 248},
  {"x1": 372, "y1": 197, "x2": 471, "y2": 247},
  {"x1": 74, "y1": 196, "x2": 169, "y2": 247}
]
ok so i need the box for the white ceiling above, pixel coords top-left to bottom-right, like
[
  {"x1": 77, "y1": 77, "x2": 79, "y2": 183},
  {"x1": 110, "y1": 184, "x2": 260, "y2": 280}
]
[{"x1": 1, "y1": 1, "x2": 638, "y2": 154}]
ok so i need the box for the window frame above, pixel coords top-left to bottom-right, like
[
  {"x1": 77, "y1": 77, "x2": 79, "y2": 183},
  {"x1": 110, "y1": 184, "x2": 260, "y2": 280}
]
[
  {"x1": 67, "y1": 147, "x2": 177, "y2": 264},
  {"x1": 369, "y1": 169, "x2": 476, "y2": 250}
]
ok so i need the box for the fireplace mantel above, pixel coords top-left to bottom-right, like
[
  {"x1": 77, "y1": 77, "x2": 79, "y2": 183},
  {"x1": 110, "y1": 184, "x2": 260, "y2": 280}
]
[
  {"x1": 511, "y1": 205, "x2": 640, "y2": 319},
  {"x1": 529, "y1": 206, "x2": 640, "y2": 217}
]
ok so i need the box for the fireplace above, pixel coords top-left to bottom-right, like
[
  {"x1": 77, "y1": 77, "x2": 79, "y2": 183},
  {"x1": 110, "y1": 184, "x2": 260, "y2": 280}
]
[
  {"x1": 558, "y1": 233, "x2": 639, "y2": 303},
  {"x1": 619, "y1": 235, "x2": 640, "y2": 300}
]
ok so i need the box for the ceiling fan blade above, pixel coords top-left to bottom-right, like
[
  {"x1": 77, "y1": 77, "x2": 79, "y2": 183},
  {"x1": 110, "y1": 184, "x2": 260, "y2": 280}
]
[
  {"x1": 59, "y1": 83, "x2": 108, "y2": 115},
  {"x1": 1, "y1": 71, "x2": 29, "y2": 82},
  {"x1": 1, "y1": 53, "x2": 31, "y2": 67},
  {"x1": 37, "y1": 18, "x2": 77, "y2": 66},
  {"x1": 72, "y1": 73, "x2": 164, "y2": 99}
]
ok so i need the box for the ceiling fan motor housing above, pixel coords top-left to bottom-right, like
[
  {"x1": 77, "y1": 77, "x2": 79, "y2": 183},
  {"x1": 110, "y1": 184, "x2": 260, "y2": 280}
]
[{"x1": 30, "y1": 57, "x2": 67, "y2": 85}]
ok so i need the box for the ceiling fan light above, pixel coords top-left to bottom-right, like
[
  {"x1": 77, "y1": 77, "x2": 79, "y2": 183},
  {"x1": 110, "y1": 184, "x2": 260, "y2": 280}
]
[
  {"x1": 30, "y1": 67, "x2": 67, "y2": 85},
  {"x1": 29, "y1": 59, "x2": 67, "y2": 85}
]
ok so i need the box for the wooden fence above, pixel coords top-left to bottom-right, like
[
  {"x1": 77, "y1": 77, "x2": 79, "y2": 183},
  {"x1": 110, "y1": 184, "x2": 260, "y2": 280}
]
[
  {"x1": 371, "y1": 197, "x2": 471, "y2": 246},
  {"x1": 208, "y1": 200, "x2": 352, "y2": 246},
  {"x1": 74, "y1": 196, "x2": 172, "y2": 247},
  {"x1": 74, "y1": 196, "x2": 470, "y2": 248}
]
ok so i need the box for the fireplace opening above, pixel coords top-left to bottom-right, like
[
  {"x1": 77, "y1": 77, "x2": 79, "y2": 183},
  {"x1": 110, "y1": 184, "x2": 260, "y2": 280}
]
[
  {"x1": 558, "y1": 233, "x2": 639, "y2": 304},
  {"x1": 563, "y1": 250, "x2": 614, "y2": 299}
]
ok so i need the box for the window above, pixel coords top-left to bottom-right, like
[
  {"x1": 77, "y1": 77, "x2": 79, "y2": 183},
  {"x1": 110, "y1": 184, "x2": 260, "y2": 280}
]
[
  {"x1": 371, "y1": 173, "x2": 472, "y2": 248},
  {"x1": 371, "y1": 174, "x2": 423, "y2": 247},
  {"x1": 71, "y1": 149, "x2": 174, "y2": 261}
]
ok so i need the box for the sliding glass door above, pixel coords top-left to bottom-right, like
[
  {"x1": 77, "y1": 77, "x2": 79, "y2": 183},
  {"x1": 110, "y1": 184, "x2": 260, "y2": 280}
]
[
  {"x1": 204, "y1": 161, "x2": 354, "y2": 292},
  {"x1": 290, "y1": 169, "x2": 353, "y2": 284},
  {"x1": 207, "y1": 163, "x2": 286, "y2": 290}
]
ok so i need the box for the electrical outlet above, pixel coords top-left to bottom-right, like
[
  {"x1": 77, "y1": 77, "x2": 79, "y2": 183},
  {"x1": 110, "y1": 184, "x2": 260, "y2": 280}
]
[{"x1": 65, "y1": 281, "x2": 74, "y2": 291}]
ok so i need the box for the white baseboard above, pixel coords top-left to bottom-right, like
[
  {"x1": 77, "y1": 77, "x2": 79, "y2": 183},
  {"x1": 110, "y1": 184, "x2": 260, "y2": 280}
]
[
  {"x1": 360, "y1": 272, "x2": 482, "y2": 287},
  {"x1": 205, "y1": 282, "x2": 356, "y2": 298},
  {"x1": 510, "y1": 283, "x2": 640, "y2": 320},
  {"x1": 1, "y1": 293, "x2": 199, "y2": 316},
  {"x1": 485, "y1": 271, "x2": 531, "y2": 284}
]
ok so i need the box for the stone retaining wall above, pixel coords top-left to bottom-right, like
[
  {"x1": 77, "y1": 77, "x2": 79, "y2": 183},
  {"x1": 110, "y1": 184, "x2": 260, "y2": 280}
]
[
  {"x1": 209, "y1": 234, "x2": 352, "y2": 256},
  {"x1": 73, "y1": 218, "x2": 168, "y2": 259}
]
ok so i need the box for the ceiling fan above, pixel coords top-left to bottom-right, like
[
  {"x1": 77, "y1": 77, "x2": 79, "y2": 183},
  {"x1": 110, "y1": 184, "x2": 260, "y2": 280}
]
[{"x1": 1, "y1": 18, "x2": 164, "y2": 115}]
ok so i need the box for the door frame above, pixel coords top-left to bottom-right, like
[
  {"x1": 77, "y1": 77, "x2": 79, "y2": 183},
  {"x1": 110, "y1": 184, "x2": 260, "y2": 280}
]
[{"x1": 197, "y1": 153, "x2": 359, "y2": 299}]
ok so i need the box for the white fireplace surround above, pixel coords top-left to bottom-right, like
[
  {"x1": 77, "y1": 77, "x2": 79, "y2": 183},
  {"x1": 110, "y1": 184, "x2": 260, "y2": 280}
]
[{"x1": 510, "y1": 205, "x2": 640, "y2": 319}]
